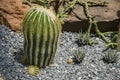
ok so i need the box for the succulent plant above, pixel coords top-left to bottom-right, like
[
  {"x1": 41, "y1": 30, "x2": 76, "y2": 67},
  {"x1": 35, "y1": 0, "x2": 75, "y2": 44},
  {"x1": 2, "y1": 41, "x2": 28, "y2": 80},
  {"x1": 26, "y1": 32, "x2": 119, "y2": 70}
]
[
  {"x1": 78, "y1": 30, "x2": 88, "y2": 45},
  {"x1": 103, "y1": 49, "x2": 119, "y2": 63},
  {"x1": 22, "y1": 6, "x2": 61, "y2": 68},
  {"x1": 26, "y1": 65, "x2": 40, "y2": 76},
  {"x1": 73, "y1": 49, "x2": 85, "y2": 63}
]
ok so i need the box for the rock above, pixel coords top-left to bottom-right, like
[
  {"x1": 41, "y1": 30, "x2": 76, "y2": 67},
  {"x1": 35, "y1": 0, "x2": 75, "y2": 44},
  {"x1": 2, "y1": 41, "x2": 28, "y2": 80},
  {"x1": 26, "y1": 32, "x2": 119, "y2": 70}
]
[
  {"x1": 0, "y1": 74, "x2": 4, "y2": 80},
  {"x1": 67, "y1": 58, "x2": 73, "y2": 64},
  {"x1": 63, "y1": 0, "x2": 120, "y2": 32},
  {"x1": 66, "y1": 0, "x2": 120, "y2": 22},
  {"x1": 0, "y1": 0, "x2": 30, "y2": 32}
]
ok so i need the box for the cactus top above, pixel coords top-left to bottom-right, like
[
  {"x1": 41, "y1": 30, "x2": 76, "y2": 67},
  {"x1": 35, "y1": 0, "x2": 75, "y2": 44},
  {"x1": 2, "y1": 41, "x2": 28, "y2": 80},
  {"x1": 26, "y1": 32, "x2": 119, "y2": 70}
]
[
  {"x1": 25, "y1": 6, "x2": 56, "y2": 21},
  {"x1": 22, "y1": 6, "x2": 61, "y2": 31}
]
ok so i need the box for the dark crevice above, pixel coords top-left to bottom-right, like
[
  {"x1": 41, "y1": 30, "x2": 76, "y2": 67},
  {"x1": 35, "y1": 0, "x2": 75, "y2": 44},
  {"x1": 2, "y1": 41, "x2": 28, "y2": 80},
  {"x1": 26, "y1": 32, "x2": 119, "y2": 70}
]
[{"x1": 62, "y1": 19, "x2": 120, "y2": 32}]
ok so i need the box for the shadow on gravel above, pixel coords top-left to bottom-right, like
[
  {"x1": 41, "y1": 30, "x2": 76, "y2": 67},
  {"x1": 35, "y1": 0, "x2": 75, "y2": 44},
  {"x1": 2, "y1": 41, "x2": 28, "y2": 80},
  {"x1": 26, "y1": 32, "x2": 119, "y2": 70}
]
[
  {"x1": 0, "y1": 47, "x2": 26, "y2": 79},
  {"x1": 0, "y1": 31, "x2": 26, "y2": 79}
]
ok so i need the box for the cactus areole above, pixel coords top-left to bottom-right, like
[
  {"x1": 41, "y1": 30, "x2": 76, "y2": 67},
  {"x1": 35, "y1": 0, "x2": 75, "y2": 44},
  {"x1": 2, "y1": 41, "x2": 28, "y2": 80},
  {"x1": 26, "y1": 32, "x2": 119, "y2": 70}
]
[{"x1": 22, "y1": 6, "x2": 61, "y2": 68}]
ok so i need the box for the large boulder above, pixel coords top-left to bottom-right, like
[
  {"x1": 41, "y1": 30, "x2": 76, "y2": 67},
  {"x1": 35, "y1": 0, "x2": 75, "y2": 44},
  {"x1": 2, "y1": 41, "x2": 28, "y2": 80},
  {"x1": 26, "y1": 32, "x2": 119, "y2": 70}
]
[
  {"x1": 66, "y1": 0, "x2": 120, "y2": 21},
  {"x1": 0, "y1": 0, "x2": 30, "y2": 32},
  {"x1": 0, "y1": 0, "x2": 120, "y2": 32},
  {"x1": 63, "y1": 0, "x2": 120, "y2": 32}
]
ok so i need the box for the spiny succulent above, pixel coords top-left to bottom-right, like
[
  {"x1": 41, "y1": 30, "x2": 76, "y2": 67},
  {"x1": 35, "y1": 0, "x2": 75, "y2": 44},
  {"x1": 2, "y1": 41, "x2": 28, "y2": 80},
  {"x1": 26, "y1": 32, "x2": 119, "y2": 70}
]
[
  {"x1": 26, "y1": 65, "x2": 40, "y2": 76},
  {"x1": 78, "y1": 30, "x2": 88, "y2": 45},
  {"x1": 103, "y1": 49, "x2": 119, "y2": 63},
  {"x1": 22, "y1": 6, "x2": 61, "y2": 68},
  {"x1": 73, "y1": 49, "x2": 85, "y2": 63}
]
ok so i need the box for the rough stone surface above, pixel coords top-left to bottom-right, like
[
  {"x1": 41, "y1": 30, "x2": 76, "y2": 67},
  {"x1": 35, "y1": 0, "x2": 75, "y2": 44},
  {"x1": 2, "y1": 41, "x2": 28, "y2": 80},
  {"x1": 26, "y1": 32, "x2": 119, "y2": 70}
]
[
  {"x1": 0, "y1": 0, "x2": 120, "y2": 32},
  {"x1": 66, "y1": 0, "x2": 120, "y2": 22},
  {"x1": 63, "y1": 0, "x2": 120, "y2": 32},
  {"x1": 0, "y1": 0, "x2": 30, "y2": 32}
]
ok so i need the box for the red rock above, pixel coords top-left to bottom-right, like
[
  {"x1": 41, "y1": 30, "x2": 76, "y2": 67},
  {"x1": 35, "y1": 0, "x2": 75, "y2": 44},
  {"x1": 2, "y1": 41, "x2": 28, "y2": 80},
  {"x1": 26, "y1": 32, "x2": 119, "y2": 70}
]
[{"x1": 0, "y1": 0, "x2": 30, "y2": 32}]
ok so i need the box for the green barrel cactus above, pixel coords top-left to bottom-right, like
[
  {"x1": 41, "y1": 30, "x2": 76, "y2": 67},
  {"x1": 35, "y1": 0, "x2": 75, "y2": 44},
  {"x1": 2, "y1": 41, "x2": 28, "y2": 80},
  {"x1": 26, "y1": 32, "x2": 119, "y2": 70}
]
[{"x1": 22, "y1": 6, "x2": 61, "y2": 68}]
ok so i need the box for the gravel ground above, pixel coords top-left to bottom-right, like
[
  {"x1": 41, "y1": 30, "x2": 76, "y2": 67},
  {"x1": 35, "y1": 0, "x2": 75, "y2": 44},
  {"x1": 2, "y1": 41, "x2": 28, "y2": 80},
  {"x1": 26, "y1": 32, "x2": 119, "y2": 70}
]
[{"x1": 0, "y1": 25, "x2": 120, "y2": 80}]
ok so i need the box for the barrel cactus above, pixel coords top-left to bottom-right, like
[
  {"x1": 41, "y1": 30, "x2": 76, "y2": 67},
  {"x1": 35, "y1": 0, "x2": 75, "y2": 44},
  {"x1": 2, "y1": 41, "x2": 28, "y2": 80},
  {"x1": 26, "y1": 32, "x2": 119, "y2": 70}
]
[
  {"x1": 73, "y1": 49, "x2": 85, "y2": 63},
  {"x1": 22, "y1": 6, "x2": 61, "y2": 68}
]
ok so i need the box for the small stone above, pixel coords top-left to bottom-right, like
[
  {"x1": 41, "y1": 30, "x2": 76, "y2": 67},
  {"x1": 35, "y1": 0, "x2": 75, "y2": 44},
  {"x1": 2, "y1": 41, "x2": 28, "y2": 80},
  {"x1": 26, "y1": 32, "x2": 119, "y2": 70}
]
[
  {"x1": 67, "y1": 58, "x2": 73, "y2": 64},
  {"x1": 49, "y1": 63, "x2": 59, "y2": 67},
  {"x1": 0, "y1": 74, "x2": 4, "y2": 80}
]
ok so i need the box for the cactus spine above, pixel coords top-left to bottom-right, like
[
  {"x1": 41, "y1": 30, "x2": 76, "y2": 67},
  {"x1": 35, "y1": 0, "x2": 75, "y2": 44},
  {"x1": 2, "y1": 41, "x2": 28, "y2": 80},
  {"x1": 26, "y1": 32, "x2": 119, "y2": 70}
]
[{"x1": 22, "y1": 6, "x2": 61, "y2": 68}]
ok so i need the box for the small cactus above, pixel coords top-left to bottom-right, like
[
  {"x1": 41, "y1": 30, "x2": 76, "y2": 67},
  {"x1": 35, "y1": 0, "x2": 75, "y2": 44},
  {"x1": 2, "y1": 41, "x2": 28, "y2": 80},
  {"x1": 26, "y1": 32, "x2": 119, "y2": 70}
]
[
  {"x1": 22, "y1": 6, "x2": 61, "y2": 68},
  {"x1": 26, "y1": 65, "x2": 40, "y2": 76},
  {"x1": 103, "y1": 49, "x2": 119, "y2": 63},
  {"x1": 78, "y1": 30, "x2": 88, "y2": 45},
  {"x1": 73, "y1": 49, "x2": 85, "y2": 63}
]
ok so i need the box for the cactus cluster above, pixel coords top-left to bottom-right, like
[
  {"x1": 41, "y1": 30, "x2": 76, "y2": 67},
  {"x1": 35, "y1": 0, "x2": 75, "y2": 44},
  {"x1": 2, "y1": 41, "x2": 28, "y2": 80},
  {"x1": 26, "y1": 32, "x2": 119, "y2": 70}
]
[
  {"x1": 103, "y1": 49, "x2": 119, "y2": 63},
  {"x1": 73, "y1": 49, "x2": 85, "y2": 63},
  {"x1": 78, "y1": 30, "x2": 88, "y2": 45},
  {"x1": 22, "y1": 6, "x2": 61, "y2": 68}
]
